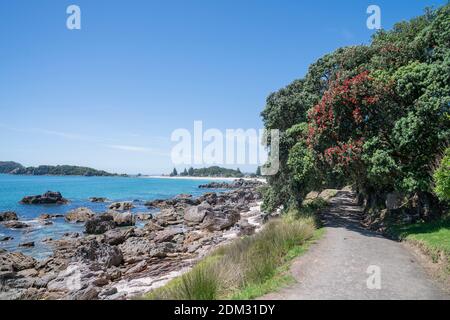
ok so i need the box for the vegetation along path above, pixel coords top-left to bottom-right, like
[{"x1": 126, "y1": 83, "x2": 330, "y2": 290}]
[{"x1": 261, "y1": 190, "x2": 449, "y2": 300}]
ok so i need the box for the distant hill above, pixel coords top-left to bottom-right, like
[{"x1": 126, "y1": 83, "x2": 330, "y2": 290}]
[
  {"x1": 0, "y1": 161, "x2": 119, "y2": 177},
  {"x1": 0, "y1": 161, "x2": 24, "y2": 174},
  {"x1": 174, "y1": 166, "x2": 244, "y2": 178}
]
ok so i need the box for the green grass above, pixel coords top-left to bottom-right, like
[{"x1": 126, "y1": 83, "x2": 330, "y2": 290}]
[
  {"x1": 145, "y1": 199, "x2": 328, "y2": 300},
  {"x1": 230, "y1": 228, "x2": 325, "y2": 300},
  {"x1": 389, "y1": 216, "x2": 450, "y2": 273}
]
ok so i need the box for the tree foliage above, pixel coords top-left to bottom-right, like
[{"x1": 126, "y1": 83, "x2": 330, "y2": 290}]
[
  {"x1": 434, "y1": 147, "x2": 450, "y2": 202},
  {"x1": 261, "y1": 4, "x2": 450, "y2": 212}
]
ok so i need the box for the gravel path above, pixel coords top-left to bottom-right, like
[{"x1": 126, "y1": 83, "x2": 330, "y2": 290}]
[{"x1": 260, "y1": 191, "x2": 449, "y2": 300}]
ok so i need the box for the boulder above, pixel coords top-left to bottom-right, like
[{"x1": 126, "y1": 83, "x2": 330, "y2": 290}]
[
  {"x1": 20, "y1": 191, "x2": 68, "y2": 205},
  {"x1": 184, "y1": 201, "x2": 212, "y2": 225},
  {"x1": 136, "y1": 213, "x2": 152, "y2": 221},
  {"x1": 39, "y1": 213, "x2": 64, "y2": 220},
  {"x1": 201, "y1": 209, "x2": 240, "y2": 231},
  {"x1": 74, "y1": 240, "x2": 123, "y2": 268},
  {"x1": 65, "y1": 207, "x2": 95, "y2": 223},
  {"x1": 108, "y1": 202, "x2": 134, "y2": 211},
  {"x1": 89, "y1": 197, "x2": 108, "y2": 203},
  {"x1": 85, "y1": 215, "x2": 116, "y2": 235},
  {"x1": 0, "y1": 236, "x2": 13, "y2": 242},
  {"x1": 19, "y1": 241, "x2": 35, "y2": 248},
  {"x1": 103, "y1": 228, "x2": 134, "y2": 246},
  {"x1": 198, "y1": 192, "x2": 218, "y2": 205},
  {"x1": 149, "y1": 243, "x2": 173, "y2": 258},
  {"x1": 119, "y1": 237, "x2": 154, "y2": 257},
  {"x1": 238, "y1": 219, "x2": 256, "y2": 236},
  {"x1": 110, "y1": 211, "x2": 135, "y2": 227},
  {"x1": 0, "y1": 251, "x2": 36, "y2": 271},
  {"x1": 145, "y1": 196, "x2": 199, "y2": 209},
  {"x1": 0, "y1": 211, "x2": 18, "y2": 221},
  {"x1": 153, "y1": 227, "x2": 184, "y2": 243},
  {"x1": 69, "y1": 286, "x2": 99, "y2": 300}
]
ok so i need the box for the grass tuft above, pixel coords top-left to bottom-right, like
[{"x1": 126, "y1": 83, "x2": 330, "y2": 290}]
[{"x1": 145, "y1": 199, "x2": 328, "y2": 300}]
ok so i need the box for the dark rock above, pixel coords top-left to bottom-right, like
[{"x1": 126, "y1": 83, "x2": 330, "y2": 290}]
[
  {"x1": 3, "y1": 221, "x2": 29, "y2": 229},
  {"x1": 201, "y1": 209, "x2": 240, "y2": 231},
  {"x1": 150, "y1": 243, "x2": 173, "y2": 258},
  {"x1": 108, "y1": 202, "x2": 134, "y2": 211},
  {"x1": 101, "y1": 287, "x2": 118, "y2": 297},
  {"x1": 19, "y1": 241, "x2": 35, "y2": 248},
  {"x1": 63, "y1": 232, "x2": 80, "y2": 238},
  {"x1": 38, "y1": 213, "x2": 63, "y2": 220},
  {"x1": 85, "y1": 215, "x2": 116, "y2": 234},
  {"x1": 89, "y1": 197, "x2": 108, "y2": 203},
  {"x1": 20, "y1": 191, "x2": 68, "y2": 205},
  {"x1": 153, "y1": 227, "x2": 184, "y2": 243},
  {"x1": 0, "y1": 211, "x2": 18, "y2": 221},
  {"x1": 92, "y1": 277, "x2": 109, "y2": 287},
  {"x1": 33, "y1": 273, "x2": 57, "y2": 288},
  {"x1": 198, "y1": 192, "x2": 218, "y2": 205},
  {"x1": 103, "y1": 228, "x2": 134, "y2": 246},
  {"x1": 0, "y1": 236, "x2": 13, "y2": 242},
  {"x1": 75, "y1": 240, "x2": 123, "y2": 268},
  {"x1": 145, "y1": 196, "x2": 199, "y2": 209},
  {"x1": 70, "y1": 286, "x2": 99, "y2": 300}
]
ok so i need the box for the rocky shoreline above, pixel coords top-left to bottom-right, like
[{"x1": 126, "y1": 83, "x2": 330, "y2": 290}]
[{"x1": 0, "y1": 179, "x2": 265, "y2": 300}]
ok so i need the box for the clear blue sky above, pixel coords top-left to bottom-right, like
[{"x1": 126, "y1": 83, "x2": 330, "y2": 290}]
[{"x1": 0, "y1": 0, "x2": 446, "y2": 174}]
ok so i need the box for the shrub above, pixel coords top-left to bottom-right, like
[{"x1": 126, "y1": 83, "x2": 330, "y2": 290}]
[{"x1": 434, "y1": 148, "x2": 450, "y2": 202}]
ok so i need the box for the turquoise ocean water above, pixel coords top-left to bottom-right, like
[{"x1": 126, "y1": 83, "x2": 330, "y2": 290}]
[{"x1": 0, "y1": 175, "x2": 220, "y2": 259}]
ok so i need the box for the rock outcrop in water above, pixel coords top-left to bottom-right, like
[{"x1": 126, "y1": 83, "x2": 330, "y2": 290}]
[
  {"x1": 0, "y1": 179, "x2": 266, "y2": 300},
  {"x1": 89, "y1": 197, "x2": 108, "y2": 203},
  {"x1": 20, "y1": 191, "x2": 68, "y2": 205},
  {"x1": 108, "y1": 202, "x2": 134, "y2": 211},
  {"x1": 65, "y1": 208, "x2": 95, "y2": 223},
  {"x1": 0, "y1": 211, "x2": 18, "y2": 222}
]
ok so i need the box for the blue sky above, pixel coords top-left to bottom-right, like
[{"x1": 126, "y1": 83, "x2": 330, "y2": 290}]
[{"x1": 0, "y1": 0, "x2": 446, "y2": 174}]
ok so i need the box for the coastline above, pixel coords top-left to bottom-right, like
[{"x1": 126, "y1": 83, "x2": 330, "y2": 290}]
[
  {"x1": 142, "y1": 175, "x2": 267, "y2": 183},
  {"x1": 0, "y1": 179, "x2": 266, "y2": 300}
]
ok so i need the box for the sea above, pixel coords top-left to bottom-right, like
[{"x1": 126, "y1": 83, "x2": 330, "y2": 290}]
[{"x1": 0, "y1": 174, "x2": 222, "y2": 259}]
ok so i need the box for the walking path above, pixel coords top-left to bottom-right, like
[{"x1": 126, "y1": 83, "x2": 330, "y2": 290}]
[{"x1": 261, "y1": 191, "x2": 448, "y2": 300}]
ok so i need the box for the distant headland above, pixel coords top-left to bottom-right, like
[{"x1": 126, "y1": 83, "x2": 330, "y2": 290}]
[{"x1": 0, "y1": 161, "x2": 124, "y2": 177}]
